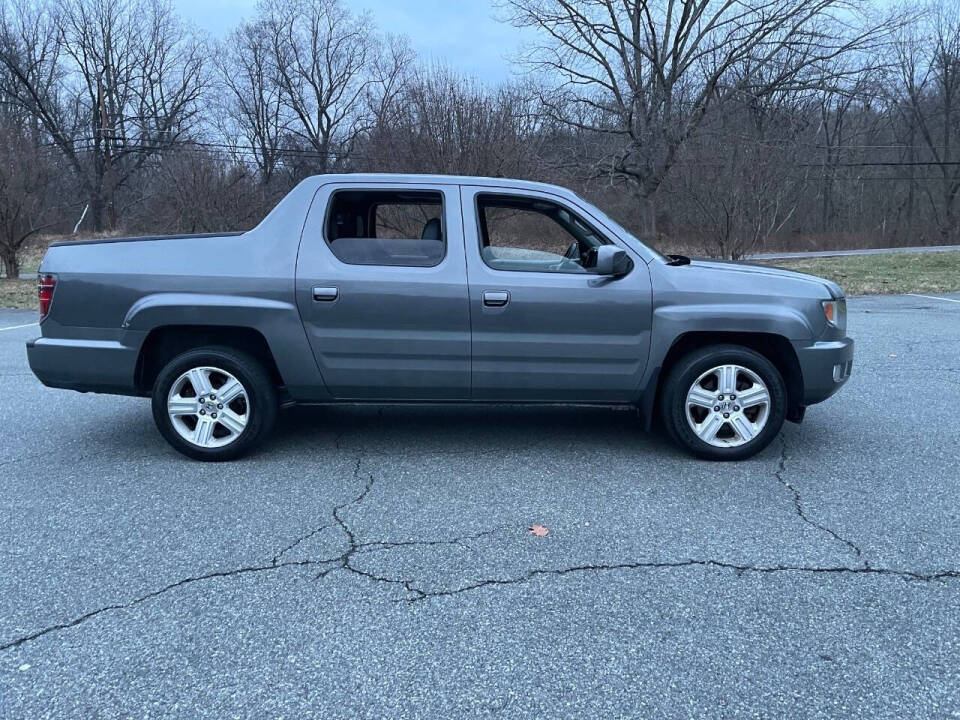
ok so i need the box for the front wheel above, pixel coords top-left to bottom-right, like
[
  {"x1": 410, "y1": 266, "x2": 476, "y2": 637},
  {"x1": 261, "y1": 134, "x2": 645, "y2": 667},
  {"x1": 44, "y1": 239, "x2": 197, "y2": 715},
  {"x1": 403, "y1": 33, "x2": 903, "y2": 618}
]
[
  {"x1": 660, "y1": 344, "x2": 787, "y2": 461},
  {"x1": 151, "y1": 346, "x2": 278, "y2": 461}
]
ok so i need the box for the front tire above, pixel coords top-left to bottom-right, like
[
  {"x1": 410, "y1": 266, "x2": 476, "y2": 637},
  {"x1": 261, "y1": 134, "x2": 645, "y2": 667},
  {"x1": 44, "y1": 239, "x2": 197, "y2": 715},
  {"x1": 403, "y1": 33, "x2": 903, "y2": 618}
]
[
  {"x1": 151, "y1": 346, "x2": 278, "y2": 461},
  {"x1": 660, "y1": 344, "x2": 786, "y2": 461}
]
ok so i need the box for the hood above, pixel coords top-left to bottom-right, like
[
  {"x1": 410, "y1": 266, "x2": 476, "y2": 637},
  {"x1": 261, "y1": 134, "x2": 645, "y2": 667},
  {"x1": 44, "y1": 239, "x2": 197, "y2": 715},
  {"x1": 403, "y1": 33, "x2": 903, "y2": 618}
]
[{"x1": 687, "y1": 258, "x2": 844, "y2": 298}]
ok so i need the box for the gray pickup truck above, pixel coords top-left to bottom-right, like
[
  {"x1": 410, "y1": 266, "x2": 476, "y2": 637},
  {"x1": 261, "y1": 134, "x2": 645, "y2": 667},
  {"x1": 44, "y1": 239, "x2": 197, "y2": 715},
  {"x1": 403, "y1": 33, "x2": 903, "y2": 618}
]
[{"x1": 27, "y1": 174, "x2": 853, "y2": 461}]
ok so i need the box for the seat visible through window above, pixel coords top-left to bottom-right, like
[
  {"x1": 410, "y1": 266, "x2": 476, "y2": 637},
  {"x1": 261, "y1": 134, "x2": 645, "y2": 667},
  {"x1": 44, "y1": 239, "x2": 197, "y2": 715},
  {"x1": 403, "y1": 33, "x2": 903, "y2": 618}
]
[{"x1": 421, "y1": 218, "x2": 442, "y2": 241}]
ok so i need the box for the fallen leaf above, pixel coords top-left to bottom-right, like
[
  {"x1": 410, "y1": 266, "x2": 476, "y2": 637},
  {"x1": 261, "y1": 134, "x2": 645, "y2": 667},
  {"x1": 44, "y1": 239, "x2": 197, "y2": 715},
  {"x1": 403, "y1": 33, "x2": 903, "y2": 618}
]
[{"x1": 530, "y1": 524, "x2": 549, "y2": 537}]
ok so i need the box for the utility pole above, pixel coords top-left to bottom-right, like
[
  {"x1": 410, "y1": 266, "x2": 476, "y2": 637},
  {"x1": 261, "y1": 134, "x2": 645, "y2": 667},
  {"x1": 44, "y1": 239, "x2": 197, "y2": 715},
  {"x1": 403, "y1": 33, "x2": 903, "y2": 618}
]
[{"x1": 97, "y1": 72, "x2": 117, "y2": 230}]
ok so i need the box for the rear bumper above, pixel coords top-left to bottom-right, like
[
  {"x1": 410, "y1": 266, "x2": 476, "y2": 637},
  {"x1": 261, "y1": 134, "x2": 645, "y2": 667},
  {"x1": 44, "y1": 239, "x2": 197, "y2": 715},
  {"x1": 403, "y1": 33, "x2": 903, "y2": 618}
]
[
  {"x1": 792, "y1": 336, "x2": 854, "y2": 405},
  {"x1": 27, "y1": 333, "x2": 144, "y2": 395}
]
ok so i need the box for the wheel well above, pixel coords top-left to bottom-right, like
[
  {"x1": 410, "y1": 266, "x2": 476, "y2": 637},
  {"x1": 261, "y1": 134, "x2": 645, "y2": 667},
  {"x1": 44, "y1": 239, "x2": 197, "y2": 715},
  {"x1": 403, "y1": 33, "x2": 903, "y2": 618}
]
[
  {"x1": 655, "y1": 331, "x2": 804, "y2": 413},
  {"x1": 135, "y1": 325, "x2": 284, "y2": 394}
]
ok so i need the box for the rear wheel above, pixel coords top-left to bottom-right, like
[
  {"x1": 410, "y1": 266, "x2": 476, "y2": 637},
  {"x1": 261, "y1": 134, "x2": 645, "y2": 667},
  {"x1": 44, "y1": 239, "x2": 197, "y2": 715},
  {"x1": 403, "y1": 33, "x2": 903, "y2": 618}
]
[
  {"x1": 151, "y1": 346, "x2": 278, "y2": 461},
  {"x1": 660, "y1": 344, "x2": 786, "y2": 460}
]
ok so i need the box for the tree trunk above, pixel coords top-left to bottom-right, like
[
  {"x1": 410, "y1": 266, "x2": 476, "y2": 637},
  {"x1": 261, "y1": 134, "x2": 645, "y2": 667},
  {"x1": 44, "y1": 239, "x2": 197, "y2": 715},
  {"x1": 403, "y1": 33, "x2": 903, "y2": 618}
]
[
  {"x1": 821, "y1": 173, "x2": 834, "y2": 233},
  {"x1": 944, "y1": 200, "x2": 958, "y2": 245},
  {"x1": 88, "y1": 191, "x2": 105, "y2": 233},
  {"x1": 1, "y1": 248, "x2": 21, "y2": 280},
  {"x1": 635, "y1": 191, "x2": 657, "y2": 243}
]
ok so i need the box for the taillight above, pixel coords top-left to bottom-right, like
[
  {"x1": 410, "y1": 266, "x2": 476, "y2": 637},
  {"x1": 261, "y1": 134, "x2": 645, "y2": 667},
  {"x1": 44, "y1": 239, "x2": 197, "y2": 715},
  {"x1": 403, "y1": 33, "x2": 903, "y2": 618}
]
[{"x1": 38, "y1": 273, "x2": 57, "y2": 321}]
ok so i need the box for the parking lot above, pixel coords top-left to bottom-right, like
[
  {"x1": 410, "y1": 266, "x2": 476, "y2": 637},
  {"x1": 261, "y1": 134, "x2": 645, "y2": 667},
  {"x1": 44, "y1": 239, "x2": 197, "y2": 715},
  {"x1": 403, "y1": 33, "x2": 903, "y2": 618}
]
[{"x1": 1, "y1": 293, "x2": 959, "y2": 718}]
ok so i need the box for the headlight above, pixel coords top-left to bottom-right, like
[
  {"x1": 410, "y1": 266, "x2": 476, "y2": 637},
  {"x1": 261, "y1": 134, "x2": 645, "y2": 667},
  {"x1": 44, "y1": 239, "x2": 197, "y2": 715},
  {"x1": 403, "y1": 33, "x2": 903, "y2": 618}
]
[{"x1": 822, "y1": 298, "x2": 847, "y2": 332}]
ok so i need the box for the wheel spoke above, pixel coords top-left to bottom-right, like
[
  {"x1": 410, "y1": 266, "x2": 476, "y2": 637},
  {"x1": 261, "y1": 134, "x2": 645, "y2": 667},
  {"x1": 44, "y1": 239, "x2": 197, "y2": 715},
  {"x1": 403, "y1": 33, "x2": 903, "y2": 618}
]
[
  {"x1": 217, "y1": 378, "x2": 245, "y2": 404},
  {"x1": 696, "y1": 414, "x2": 724, "y2": 442},
  {"x1": 192, "y1": 416, "x2": 215, "y2": 446},
  {"x1": 687, "y1": 385, "x2": 716, "y2": 409},
  {"x1": 719, "y1": 365, "x2": 737, "y2": 394},
  {"x1": 168, "y1": 396, "x2": 196, "y2": 416},
  {"x1": 731, "y1": 415, "x2": 757, "y2": 442},
  {"x1": 737, "y1": 385, "x2": 769, "y2": 408},
  {"x1": 216, "y1": 409, "x2": 247, "y2": 435},
  {"x1": 188, "y1": 368, "x2": 213, "y2": 396}
]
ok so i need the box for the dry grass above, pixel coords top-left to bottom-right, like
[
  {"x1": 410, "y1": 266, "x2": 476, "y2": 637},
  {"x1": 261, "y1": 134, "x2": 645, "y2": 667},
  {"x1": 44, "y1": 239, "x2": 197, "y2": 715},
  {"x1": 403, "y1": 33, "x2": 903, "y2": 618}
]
[
  {"x1": 762, "y1": 250, "x2": 960, "y2": 296},
  {"x1": 660, "y1": 233, "x2": 958, "y2": 257},
  {"x1": 0, "y1": 279, "x2": 36, "y2": 309},
  {"x1": 18, "y1": 243, "x2": 48, "y2": 275}
]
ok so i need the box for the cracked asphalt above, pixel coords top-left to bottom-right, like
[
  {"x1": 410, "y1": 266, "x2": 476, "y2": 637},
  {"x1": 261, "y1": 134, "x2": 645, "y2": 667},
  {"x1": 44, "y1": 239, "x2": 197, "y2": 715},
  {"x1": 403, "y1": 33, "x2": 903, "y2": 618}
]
[{"x1": 1, "y1": 293, "x2": 959, "y2": 718}]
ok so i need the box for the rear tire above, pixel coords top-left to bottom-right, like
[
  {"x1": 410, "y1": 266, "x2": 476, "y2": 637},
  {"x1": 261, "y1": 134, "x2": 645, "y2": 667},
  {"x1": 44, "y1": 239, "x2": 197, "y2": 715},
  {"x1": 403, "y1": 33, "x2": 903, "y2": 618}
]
[
  {"x1": 151, "y1": 346, "x2": 278, "y2": 461},
  {"x1": 660, "y1": 344, "x2": 786, "y2": 461}
]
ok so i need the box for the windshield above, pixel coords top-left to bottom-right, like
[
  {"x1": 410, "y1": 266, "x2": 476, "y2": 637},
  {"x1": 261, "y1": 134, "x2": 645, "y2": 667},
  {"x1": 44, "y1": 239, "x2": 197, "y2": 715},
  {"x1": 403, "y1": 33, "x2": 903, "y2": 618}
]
[{"x1": 576, "y1": 197, "x2": 666, "y2": 262}]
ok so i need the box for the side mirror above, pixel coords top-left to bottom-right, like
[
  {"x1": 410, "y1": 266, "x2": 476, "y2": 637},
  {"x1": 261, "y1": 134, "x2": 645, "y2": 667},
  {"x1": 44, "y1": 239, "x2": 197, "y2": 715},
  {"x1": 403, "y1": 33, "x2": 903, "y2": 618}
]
[{"x1": 586, "y1": 245, "x2": 631, "y2": 276}]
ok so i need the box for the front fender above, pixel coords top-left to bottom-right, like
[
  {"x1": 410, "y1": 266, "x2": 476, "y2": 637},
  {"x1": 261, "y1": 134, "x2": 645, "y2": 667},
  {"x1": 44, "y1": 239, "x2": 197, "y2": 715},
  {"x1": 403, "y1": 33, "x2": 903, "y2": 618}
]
[
  {"x1": 652, "y1": 302, "x2": 814, "y2": 341},
  {"x1": 635, "y1": 302, "x2": 813, "y2": 430}
]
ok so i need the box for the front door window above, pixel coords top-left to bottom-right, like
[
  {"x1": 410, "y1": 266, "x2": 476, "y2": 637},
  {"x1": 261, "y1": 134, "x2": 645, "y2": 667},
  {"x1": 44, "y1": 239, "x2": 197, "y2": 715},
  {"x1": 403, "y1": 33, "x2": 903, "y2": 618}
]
[{"x1": 476, "y1": 194, "x2": 609, "y2": 273}]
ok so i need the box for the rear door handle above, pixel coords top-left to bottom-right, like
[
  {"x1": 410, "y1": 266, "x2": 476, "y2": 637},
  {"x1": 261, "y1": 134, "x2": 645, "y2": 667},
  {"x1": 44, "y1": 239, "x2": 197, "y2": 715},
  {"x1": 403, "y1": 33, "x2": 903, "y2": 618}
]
[
  {"x1": 313, "y1": 286, "x2": 339, "y2": 302},
  {"x1": 482, "y1": 290, "x2": 510, "y2": 307}
]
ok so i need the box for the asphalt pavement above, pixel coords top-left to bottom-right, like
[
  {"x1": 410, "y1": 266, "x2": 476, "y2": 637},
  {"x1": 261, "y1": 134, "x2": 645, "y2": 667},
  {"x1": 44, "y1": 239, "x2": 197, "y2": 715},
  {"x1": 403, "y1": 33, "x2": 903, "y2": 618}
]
[{"x1": 1, "y1": 294, "x2": 959, "y2": 718}]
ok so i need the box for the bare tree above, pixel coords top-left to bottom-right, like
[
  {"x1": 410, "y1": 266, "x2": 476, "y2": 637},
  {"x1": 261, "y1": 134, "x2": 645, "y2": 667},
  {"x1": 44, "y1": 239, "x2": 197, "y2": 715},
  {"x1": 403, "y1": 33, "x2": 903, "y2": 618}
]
[
  {"x1": 0, "y1": 0, "x2": 955, "y2": 258},
  {"x1": 681, "y1": 140, "x2": 803, "y2": 258},
  {"x1": 811, "y1": 59, "x2": 878, "y2": 232},
  {"x1": 0, "y1": 0, "x2": 206, "y2": 231},
  {"x1": 362, "y1": 64, "x2": 545, "y2": 177},
  {"x1": 0, "y1": 121, "x2": 62, "y2": 278},
  {"x1": 501, "y1": 0, "x2": 895, "y2": 237},
  {"x1": 145, "y1": 147, "x2": 266, "y2": 233},
  {"x1": 362, "y1": 34, "x2": 415, "y2": 136},
  {"x1": 262, "y1": 0, "x2": 409, "y2": 174},
  {"x1": 215, "y1": 18, "x2": 285, "y2": 185},
  {"x1": 889, "y1": 2, "x2": 960, "y2": 242},
  {"x1": 673, "y1": 72, "x2": 807, "y2": 258}
]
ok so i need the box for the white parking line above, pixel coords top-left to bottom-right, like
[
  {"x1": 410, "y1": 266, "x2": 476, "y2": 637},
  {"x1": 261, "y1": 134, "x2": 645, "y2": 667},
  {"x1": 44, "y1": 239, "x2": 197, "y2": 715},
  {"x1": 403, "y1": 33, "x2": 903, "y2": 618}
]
[
  {"x1": 0, "y1": 322, "x2": 38, "y2": 332},
  {"x1": 907, "y1": 293, "x2": 960, "y2": 304}
]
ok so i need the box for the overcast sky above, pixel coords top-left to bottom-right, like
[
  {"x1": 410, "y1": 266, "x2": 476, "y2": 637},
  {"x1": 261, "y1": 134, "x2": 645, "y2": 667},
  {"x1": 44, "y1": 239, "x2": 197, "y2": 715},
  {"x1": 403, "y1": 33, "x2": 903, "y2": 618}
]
[{"x1": 171, "y1": 0, "x2": 527, "y2": 82}]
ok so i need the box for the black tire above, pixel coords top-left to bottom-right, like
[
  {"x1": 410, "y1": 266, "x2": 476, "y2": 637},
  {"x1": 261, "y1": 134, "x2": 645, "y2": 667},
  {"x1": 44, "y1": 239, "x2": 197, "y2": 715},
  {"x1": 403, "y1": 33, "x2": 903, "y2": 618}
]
[
  {"x1": 660, "y1": 344, "x2": 787, "y2": 461},
  {"x1": 151, "y1": 345, "x2": 278, "y2": 461}
]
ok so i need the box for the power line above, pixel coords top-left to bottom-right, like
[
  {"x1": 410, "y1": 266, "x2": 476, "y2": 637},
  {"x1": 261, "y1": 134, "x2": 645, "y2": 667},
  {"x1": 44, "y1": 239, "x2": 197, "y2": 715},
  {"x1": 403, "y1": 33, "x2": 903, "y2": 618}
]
[
  {"x1": 41, "y1": 136, "x2": 359, "y2": 159},
  {"x1": 30, "y1": 135, "x2": 960, "y2": 177}
]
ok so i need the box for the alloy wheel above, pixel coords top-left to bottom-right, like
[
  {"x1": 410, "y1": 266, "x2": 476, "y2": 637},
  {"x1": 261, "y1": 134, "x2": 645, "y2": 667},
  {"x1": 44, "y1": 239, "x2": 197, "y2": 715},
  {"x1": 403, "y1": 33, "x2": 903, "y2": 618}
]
[
  {"x1": 684, "y1": 364, "x2": 771, "y2": 448},
  {"x1": 167, "y1": 366, "x2": 250, "y2": 449}
]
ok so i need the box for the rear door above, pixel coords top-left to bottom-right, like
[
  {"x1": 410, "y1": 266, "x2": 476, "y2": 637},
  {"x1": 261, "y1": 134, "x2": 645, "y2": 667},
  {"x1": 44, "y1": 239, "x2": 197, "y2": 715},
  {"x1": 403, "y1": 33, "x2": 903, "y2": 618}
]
[
  {"x1": 461, "y1": 185, "x2": 652, "y2": 402},
  {"x1": 295, "y1": 182, "x2": 470, "y2": 400}
]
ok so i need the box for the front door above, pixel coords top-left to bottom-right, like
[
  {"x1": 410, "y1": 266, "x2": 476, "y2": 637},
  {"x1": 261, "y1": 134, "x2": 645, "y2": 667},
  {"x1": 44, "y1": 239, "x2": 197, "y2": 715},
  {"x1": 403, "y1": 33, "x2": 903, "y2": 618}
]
[
  {"x1": 295, "y1": 182, "x2": 470, "y2": 400},
  {"x1": 461, "y1": 186, "x2": 652, "y2": 402}
]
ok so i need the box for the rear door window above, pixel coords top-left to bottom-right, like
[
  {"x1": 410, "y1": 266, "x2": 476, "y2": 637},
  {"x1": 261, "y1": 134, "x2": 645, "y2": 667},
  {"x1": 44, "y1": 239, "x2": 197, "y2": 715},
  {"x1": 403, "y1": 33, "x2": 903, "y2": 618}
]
[{"x1": 325, "y1": 190, "x2": 445, "y2": 267}]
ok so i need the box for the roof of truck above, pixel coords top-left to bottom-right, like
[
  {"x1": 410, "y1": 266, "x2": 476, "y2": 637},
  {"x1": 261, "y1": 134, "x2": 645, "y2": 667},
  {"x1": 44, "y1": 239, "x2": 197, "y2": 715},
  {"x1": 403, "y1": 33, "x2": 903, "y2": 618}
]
[{"x1": 309, "y1": 173, "x2": 580, "y2": 200}]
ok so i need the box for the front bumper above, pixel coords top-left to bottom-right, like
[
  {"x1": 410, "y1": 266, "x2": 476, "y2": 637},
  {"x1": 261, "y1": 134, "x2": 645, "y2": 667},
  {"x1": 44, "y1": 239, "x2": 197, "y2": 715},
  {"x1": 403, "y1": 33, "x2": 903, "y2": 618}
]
[
  {"x1": 792, "y1": 336, "x2": 854, "y2": 405},
  {"x1": 27, "y1": 332, "x2": 145, "y2": 396}
]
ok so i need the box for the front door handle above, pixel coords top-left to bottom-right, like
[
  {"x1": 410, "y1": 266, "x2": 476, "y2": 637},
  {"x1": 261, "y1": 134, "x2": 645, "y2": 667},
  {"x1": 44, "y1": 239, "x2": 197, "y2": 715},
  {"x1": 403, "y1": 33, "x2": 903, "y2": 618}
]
[
  {"x1": 313, "y1": 286, "x2": 339, "y2": 302},
  {"x1": 482, "y1": 290, "x2": 510, "y2": 307}
]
